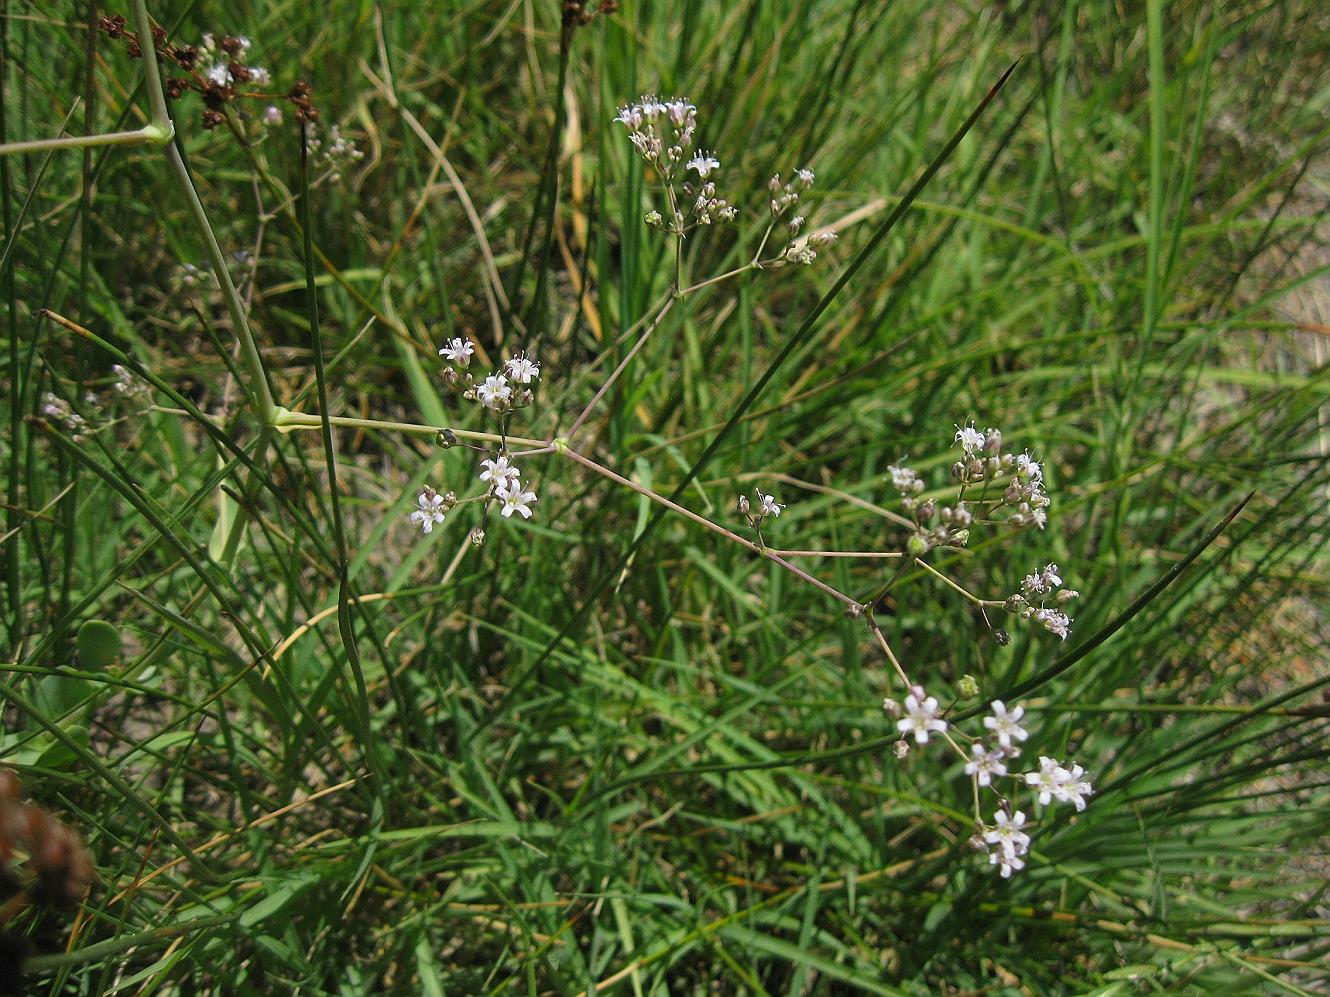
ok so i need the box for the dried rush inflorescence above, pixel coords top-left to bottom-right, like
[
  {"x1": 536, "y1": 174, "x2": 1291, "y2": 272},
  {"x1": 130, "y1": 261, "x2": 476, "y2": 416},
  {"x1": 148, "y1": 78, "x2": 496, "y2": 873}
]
[
  {"x1": 1, "y1": 768, "x2": 95, "y2": 984},
  {"x1": 98, "y1": 15, "x2": 317, "y2": 129},
  {"x1": 384, "y1": 96, "x2": 1092, "y2": 882}
]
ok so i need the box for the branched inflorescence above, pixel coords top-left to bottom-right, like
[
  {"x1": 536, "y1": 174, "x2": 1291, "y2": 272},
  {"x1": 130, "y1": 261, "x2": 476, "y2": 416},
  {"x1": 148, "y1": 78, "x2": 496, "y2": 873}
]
[
  {"x1": 614, "y1": 94, "x2": 837, "y2": 272},
  {"x1": 390, "y1": 98, "x2": 1093, "y2": 883}
]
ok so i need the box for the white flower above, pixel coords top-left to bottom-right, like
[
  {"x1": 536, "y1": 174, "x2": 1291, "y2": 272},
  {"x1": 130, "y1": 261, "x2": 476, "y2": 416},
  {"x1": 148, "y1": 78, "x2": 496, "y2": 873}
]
[
  {"x1": 759, "y1": 493, "x2": 783, "y2": 518},
  {"x1": 505, "y1": 355, "x2": 540, "y2": 384},
  {"x1": 1024, "y1": 756, "x2": 1069, "y2": 805},
  {"x1": 497, "y1": 479, "x2": 538, "y2": 519},
  {"x1": 1013, "y1": 451, "x2": 1042, "y2": 480},
  {"x1": 479, "y1": 456, "x2": 521, "y2": 490},
  {"x1": 887, "y1": 463, "x2": 918, "y2": 491},
  {"x1": 409, "y1": 487, "x2": 446, "y2": 535},
  {"x1": 663, "y1": 99, "x2": 695, "y2": 127},
  {"x1": 954, "y1": 423, "x2": 985, "y2": 453},
  {"x1": 249, "y1": 66, "x2": 271, "y2": 85},
  {"x1": 983, "y1": 809, "x2": 1031, "y2": 860},
  {"x1": 614, "y1": 105, "x2": 644, "y2": 129},
  {"x1": 964, "y1": 743, "x2": 1009, "y2": 787},
  {"x1": 439, "y1": 337, "x2": 475, "y2": 365},
  {"x1": 897, "y1": 688, "x2": 947, "y2": 745},
  {"x1": 206, "y1": 62, "x2": 230, "y2": 86},
  {"x1": 477, "y1": 374, "x2": 512, "y2": 409},
  {"x1": 796, "y1": 168, "x2": 815, "y2": 187},
  {"x1": 1032, "y1": 606, "x2": 1071, "y2": 640},
  {"x1": 989, "y1": 848, "x2": 1025, "y2": 878},
  {"x1": 235, "y1": 35, "x2": 252, "y2": 54},
  {"x1": 263, "y1": 105, "x2": 283, "y2": 125},
  {"x1": 982, "y1": 700, "x2": 1029, "y2": 750},
  {"x1": 687, "y1": 152, "x2": 720, "y2": 177},
  {"x1": 1057, "y1": 762, "x2": 1094, "y2": 811}
]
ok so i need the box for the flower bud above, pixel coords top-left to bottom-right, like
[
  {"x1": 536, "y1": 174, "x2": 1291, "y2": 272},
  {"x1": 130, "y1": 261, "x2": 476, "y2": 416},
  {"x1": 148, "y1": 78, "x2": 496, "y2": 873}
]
[
  {"x1": 893, "y1": 739, "x2": 910, "y2": 759},
  {"x1": 906, "y1": 534, "x2": 930, "y2": 557},
  {"x1": 436, "y1": 429, "x2": 458, "y2": 448},
  {"x1": 469, "y1": 527, "x2": 486, "y2": 546},
  {"x1": 956, "y1": 674, "x2": 980, "y2": 699}
]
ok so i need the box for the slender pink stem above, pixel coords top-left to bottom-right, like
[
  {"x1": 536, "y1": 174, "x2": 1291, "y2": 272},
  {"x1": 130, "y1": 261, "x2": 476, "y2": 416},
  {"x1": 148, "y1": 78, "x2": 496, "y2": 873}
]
[
  {"x1": 559, "y1": 448, "x2": 860, "y2": 610},
  {"x1": 566, "y1": 296, "x2": 676, "y2": 440}
]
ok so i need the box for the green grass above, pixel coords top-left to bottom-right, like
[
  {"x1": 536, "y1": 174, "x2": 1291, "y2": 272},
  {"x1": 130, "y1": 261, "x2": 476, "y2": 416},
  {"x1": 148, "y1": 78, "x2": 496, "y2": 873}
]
[{"x1": 3, "y1": 0, "x2": 1330, "y2": 992}]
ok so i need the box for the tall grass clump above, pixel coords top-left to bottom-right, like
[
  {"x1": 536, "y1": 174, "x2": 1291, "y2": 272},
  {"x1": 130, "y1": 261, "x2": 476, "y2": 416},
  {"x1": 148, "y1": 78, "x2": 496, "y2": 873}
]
[{"x1": 2, "y1": 1, "x2": 1329, "y2": 992}]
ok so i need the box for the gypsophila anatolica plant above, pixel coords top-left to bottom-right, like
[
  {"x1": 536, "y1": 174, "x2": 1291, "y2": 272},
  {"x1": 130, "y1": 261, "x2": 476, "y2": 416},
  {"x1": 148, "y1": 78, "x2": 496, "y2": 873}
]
[
  {"x1": 15, "y1": 36, "x2": 1089, "y2": 900},
  {"x1": 326, "y1": 97, "x2": 1095, "y2": 881}
]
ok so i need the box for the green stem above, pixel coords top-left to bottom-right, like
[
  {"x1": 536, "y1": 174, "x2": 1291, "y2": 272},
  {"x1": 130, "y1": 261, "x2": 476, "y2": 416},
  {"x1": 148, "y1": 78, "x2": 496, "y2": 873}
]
[
  {"x1": 130, "y1": 0, "x2": 273, "y2": 424},
  {"x1": 0, "y1": 124, "x2": 171, "y2": 157},
  {"x1": 23, "y1": 914, "x2": 237, "y2": 972}
]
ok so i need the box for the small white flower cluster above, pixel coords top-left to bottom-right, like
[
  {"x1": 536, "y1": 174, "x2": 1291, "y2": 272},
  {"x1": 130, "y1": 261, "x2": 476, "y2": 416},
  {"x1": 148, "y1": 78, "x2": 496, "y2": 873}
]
[
  {"x1": 437, "y1": 337, "x2": 541, "y2": 416},
  {"x1": 885, "y1": 691, "x2": 1094, "y2": 878},
  {"x1": 767, "y1": 171, "x2": 837, "y2": 265},
  {"x1": 615, "y1": 96, "x2": 699, "y2": 179},
  {"x1": 1006, "y1": 562, "x2": 1078, "y2": 640},
  {"x1": 41, "y1": 393, "x2": 90, "y2": 442},
  {"x1": 1023, "y1": 755, "x2": 1093, "y2": 811},
  {"x1": 615, "y1": 95, "x2": 739, "y2": 229},
  {"x1": 737, "y1": 489, "x2": 783, "y2": 529},
  {"x1": 111, "y1": 364, "x2": 151, "y2": 405},
  {"x1": 952, "y1": 422, "x2": 1051, "y2": 530},
  {"x1": 979, "y1": 808, "x2": 1031, "y2": 878},
  {"x1": 409, "y1": 338, "x2": 543, "y2": 539},
  {"x1": 887, "y1": 425, "x2": 1058, "y2": 562},
  {"x1": 479, "y1": 456, "x2": 538, "y2": 520},
  {"x1": 409, "y1": 485, "x2": 455, "y2": 534},
  {"x1": 305, "y1": 124, "x2": 364, "y2": 180}
]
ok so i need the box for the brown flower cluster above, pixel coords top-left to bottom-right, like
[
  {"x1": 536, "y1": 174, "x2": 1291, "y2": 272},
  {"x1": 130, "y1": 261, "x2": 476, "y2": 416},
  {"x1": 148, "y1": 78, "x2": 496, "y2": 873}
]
[
  {"x1": 98, "y1": 14, "x2": 318, "y2": 130},
  {"x1": 1, "y1": 767, "x2": 94, "y2": 992}
]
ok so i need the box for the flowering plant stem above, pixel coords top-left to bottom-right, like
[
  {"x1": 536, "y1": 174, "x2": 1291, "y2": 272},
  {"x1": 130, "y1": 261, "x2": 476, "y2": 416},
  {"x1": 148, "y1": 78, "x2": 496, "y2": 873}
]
[{"x1": 0, "y1": 124, "x2": 173, "y2": 157}]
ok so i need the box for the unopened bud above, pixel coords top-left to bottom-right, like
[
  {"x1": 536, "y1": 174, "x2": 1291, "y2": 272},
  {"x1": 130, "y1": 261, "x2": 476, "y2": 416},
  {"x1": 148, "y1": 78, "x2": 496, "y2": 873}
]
[
  {"x1": 993, "y1": 629, "x2": 1011, "y2": 646},
  {"x1": 882, "y1": 697, "x2": 900, "y2": 718},
  {"x1": 469, "y1": 527, "x2": 486, "y2": 546},
  {"x1": 893, "y1": 739, "x2": 910, "y2": 759},
  {"x1": 956, "y1": 675, "x2": 980, "y2": 699},
  {"x1": 436, "y1": 429, "x2": 458, "y2": 448}
]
